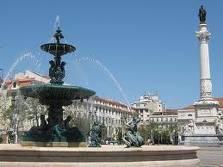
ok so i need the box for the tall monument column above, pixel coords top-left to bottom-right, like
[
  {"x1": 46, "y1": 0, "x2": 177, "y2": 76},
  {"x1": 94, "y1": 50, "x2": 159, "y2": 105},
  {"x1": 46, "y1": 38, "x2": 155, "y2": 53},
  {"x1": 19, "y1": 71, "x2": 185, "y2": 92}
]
[
  {"x1": 181, "y1": 6, "x2": 222, "y2": 146},
  {"x1": 196, "y1": 23, "x2": 212, "y2": 100},
  {"x1": 194, "y1": 5, "x2": 219, "y2": 110}
]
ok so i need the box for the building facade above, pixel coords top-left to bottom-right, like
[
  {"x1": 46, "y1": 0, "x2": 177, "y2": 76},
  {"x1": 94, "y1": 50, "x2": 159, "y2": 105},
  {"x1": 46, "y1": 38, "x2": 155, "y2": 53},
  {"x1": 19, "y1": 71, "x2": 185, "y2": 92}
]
[
  {"x1": 64, "y1": 96, "x2": 133, "y2": 141},
  {"x1": 132, "y1": 93, "x2": 165, "y2": 124},
  {"x1": 149, "y1": 109, "x2": 178, "y2": 128}
]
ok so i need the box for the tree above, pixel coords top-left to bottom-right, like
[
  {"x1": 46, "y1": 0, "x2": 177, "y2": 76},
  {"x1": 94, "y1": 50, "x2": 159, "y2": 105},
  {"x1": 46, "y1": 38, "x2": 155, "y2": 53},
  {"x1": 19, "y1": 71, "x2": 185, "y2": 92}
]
[
  {"x1": 0, "y1": 93, "x2": 13, "y2": 130},
  {"x1": 138, "y1": 122, "x2": 179, "y2": 145},
  {"x1": 22, "y1": 97, "x2": 47, "y2": 128}
]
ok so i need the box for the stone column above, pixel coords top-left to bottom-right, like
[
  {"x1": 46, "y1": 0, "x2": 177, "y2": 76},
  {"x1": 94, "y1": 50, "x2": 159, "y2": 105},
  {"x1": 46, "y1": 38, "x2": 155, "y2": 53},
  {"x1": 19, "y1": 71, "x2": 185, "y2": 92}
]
[{"x1": 196, "y1": 23, "x2": 212, "y2": 100}]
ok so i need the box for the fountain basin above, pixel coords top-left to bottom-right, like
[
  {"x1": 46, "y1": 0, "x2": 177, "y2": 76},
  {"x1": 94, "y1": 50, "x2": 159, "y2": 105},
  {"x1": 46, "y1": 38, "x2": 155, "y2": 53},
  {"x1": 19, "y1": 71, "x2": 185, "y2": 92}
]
[
  {"x1": 40, "y1": 43, "x2": 76, "y2": 56},
  {"x1": 0, "y1": 145, "x2": 200, "y2": 167},
  {"x1": 20, "y1": 84, "x2": 95, "y2": 105},
  {"x1": 19, "y1": 84, "x2": 95, "y2": 143}
]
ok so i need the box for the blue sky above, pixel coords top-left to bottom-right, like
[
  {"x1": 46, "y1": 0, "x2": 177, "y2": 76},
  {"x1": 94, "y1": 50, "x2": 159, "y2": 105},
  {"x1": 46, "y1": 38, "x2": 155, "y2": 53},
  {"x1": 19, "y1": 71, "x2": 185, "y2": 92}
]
[{"x1": 1, "y1": 1, "x2": 223, "y2": 108}]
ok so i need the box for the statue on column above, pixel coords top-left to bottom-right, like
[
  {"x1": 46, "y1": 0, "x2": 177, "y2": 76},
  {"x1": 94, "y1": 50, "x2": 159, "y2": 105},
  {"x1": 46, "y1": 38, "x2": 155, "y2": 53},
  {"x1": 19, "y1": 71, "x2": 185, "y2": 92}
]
[{"x1": 198, "y1": 5, "x2": 206, "y2": 24}]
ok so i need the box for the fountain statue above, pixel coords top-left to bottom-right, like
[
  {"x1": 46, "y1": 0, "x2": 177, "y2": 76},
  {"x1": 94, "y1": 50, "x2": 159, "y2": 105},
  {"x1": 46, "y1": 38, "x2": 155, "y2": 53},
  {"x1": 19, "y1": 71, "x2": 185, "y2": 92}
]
[
  {"x1": 88, "y1": 121, "x2": 102, "y2": 147},
  {"x1": 19, "y1": 27, "x2": 95, "y2": 145},
  {"x1": 122, "y1": 117, "x2": 144, "y2": 147}
]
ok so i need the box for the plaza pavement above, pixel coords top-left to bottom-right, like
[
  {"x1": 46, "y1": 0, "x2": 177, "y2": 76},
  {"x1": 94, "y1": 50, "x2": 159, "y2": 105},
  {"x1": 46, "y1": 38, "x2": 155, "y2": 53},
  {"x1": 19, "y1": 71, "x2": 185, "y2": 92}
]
[{"x1": 197, "y1": 146, "x2": 223, "y2": 167}]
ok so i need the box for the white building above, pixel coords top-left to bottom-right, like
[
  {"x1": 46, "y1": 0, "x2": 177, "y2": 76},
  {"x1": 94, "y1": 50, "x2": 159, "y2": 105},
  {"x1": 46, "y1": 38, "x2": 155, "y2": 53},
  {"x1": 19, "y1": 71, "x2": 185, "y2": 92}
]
[
  {"x1": 132, "y1": 93, "x2": 165, "y2": 124},
  {"x1": 92, "y1": 96, "x2": 133, "y2": 138},
  {"x1": 149, "y1": 109, "x2": 178, "y2": 128}
]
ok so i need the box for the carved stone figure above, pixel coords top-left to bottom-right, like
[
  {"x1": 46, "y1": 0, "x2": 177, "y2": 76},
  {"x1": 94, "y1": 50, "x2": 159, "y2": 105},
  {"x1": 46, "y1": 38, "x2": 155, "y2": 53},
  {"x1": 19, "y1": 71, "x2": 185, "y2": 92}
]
[
  {"x1": 183, "y1": 120, "x2": 195, "y2": 135},
  {"x1": 88, "y1": 122, "x2": 102, "y2": 147},
  {"x1": 216, "y1": 116, "x2": 223, "y2": 135},
  {"x1": 199, "y1": 5, "x2": 206, "y2": 24},
  {"x1": 123, "y1": 117, "x2": 144, "y2": 147}
]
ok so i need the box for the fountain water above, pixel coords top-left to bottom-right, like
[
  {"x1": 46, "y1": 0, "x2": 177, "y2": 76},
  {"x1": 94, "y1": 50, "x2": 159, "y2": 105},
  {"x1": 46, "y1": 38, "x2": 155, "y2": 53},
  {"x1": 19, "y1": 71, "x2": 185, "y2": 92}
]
[
  {"x1": 1, "y1": 52, "x2": 40, "y2": 91},
  {"x1": 74, "y1": 57, "x2": 131, "y2": 111},
  {"x1": 0, "y1": 52, "x2": 42, "y2": 144}
]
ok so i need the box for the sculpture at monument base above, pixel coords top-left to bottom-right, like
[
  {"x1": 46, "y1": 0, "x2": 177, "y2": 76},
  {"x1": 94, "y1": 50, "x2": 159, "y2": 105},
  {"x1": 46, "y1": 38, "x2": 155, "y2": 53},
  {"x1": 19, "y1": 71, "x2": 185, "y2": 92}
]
[
  {"x1": 216, "y1": 113, "x2": 223, "y2": 141},
  {"x1": 183, "y1": 120, "x2": 195, "y2": 135}
]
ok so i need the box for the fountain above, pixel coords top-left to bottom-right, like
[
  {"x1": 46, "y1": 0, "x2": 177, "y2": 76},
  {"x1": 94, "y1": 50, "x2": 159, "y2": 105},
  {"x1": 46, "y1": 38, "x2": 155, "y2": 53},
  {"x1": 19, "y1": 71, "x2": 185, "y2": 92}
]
[{"x1": 19, "y1": 27, "x2": 95, "y2": 145}]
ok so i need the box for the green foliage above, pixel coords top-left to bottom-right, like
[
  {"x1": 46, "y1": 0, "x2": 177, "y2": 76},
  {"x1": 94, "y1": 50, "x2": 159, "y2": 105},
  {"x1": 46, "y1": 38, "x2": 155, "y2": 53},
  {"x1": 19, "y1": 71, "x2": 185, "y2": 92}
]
[
  {"x1": 138, "y1": 124, "x2": 151, "y2": 142},
  {"x1": 138, "y1": 122, "x2": 178, "y2": 145},
  {"x1": 2, "y1": 105, "x2": 13, "y2": 121}
]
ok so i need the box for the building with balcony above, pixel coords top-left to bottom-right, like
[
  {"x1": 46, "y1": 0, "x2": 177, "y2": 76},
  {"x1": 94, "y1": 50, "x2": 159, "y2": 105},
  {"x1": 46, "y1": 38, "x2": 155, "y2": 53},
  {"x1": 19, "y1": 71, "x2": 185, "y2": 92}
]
[{"x1": 149, "y1": 109, "x2": 178, "y2": 128}]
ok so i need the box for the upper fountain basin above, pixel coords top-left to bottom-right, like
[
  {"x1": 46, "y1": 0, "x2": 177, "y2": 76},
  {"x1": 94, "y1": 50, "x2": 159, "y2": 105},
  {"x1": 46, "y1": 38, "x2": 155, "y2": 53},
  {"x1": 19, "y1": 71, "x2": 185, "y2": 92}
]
[{"x1": 40, "y1": 43, "x2": 76, "y2": 56}]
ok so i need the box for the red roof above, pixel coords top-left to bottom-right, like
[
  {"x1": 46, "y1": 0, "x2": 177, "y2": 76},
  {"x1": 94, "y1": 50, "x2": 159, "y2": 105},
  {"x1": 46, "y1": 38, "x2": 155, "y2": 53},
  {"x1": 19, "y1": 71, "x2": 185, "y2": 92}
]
[
  {"x1": 214, "y1": 97, "x2": 223, "y2": 108},
  {"x1": 93, "y1": 96, "x2": 133, "y2": 113}
]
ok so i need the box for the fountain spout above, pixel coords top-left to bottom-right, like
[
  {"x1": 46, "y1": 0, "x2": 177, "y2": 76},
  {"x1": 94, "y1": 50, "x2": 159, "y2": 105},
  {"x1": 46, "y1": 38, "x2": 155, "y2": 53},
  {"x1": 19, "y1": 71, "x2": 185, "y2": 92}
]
[{"x1": 54, "y1": 27, "x2": 64, "y2": 44}]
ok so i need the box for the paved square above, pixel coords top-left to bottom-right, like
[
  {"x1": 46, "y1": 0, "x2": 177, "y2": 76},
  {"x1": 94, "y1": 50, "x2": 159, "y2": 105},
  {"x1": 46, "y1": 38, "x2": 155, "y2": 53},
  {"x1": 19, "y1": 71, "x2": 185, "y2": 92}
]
[{"x1": 198, "y1": 147, "x2": 223, "y2": 166}]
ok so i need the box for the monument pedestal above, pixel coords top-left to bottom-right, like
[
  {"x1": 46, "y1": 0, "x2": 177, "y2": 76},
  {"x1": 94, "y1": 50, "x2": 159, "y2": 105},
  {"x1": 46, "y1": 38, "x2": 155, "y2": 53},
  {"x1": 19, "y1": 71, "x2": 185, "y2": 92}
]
[
  {"x1": 183, "y1": 134, "x2": 223, "y2": 146},
  {"x1": 182, "y1": 100, "x2": 223, "y2": 146}
]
